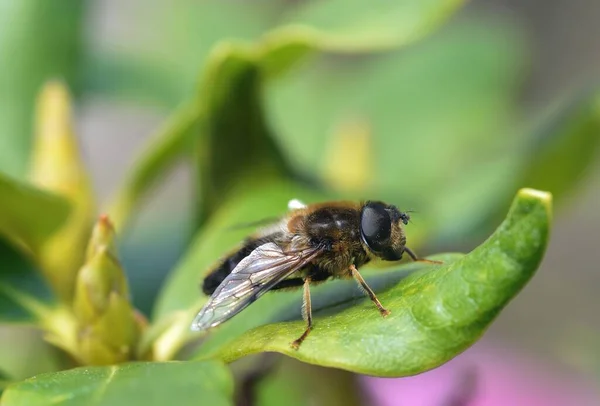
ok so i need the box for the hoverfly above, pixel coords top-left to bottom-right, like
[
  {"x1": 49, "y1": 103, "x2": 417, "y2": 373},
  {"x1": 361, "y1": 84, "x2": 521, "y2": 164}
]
[{"x1": 191, "y1": 199, "x2": 439, "y2": 349}]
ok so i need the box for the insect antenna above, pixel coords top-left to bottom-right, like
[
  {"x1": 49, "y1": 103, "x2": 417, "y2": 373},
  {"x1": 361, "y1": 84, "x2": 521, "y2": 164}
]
[{"x1": 400, "y1": 209, "x2": 417, "y2": 225}]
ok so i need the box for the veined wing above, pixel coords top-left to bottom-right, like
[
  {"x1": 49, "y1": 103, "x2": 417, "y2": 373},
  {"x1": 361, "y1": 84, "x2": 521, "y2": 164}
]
[{"x1": 191, "y1": 242, "x2": 322, "y2": 331}]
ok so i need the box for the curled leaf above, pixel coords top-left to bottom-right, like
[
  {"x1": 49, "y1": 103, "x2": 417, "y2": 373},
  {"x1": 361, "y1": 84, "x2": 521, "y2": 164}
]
[{"x1": 194, "y1": 188, "x2": 551, "y2": 376}]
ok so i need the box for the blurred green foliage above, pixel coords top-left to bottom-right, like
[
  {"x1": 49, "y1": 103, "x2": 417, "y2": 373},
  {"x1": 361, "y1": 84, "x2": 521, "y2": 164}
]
[
  {"x1": 0, "y1": 0, "x2": 84, "y2": 179},
  {"x1": 0, "y1": 0, "x2": 598, "y2": 404}
]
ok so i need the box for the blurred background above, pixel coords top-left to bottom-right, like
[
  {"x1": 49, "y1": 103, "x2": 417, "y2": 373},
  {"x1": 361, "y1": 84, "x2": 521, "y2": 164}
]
[{"x1": 1, "y1": 0, "x2": 599, "y2": 405}]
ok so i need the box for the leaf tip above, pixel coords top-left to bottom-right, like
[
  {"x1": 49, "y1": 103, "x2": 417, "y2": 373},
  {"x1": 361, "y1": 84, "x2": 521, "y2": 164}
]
[
  {"x1": 517, "y1": 187, "x2": 552, "y2": 203},
  {"x1": 516, "y1": 188, "x2": 553, "y2": 216}
]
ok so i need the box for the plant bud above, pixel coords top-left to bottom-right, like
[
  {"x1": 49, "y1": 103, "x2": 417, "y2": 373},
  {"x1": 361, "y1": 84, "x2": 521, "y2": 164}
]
[
  {"x1": 73, "y1": 246, "x2": 128, "y2": 323},
  {"x1": 85, "y1": 214, "x2": 118, "y2": 262},
  {"x1": 72, "y1": 220, "x2": 142, "y2": 365},
  {"x1": 29, "y1": 80, "x2": 95, "y2": 302}
]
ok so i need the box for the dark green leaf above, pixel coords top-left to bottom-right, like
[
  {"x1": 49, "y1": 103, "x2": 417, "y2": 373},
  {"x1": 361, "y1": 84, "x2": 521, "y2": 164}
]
[
  {"x1": 0, "y1": 240, "x2": 52, "y2": 323},
  {"x1": 0, "y1": 173, "x2": 71, "y2": 254},
  {"x1": 193, "y1": 188, "x2": 550, "y2": 376},
  {"x1": 194, "y1": 46, "x2": 292, "y2": 225},
  {"x1": 0, "y1": 361, "x2": 233, "y2": 406},
  {"x1": 0, "y1": 0, "x2": 85, "y2": 179}
]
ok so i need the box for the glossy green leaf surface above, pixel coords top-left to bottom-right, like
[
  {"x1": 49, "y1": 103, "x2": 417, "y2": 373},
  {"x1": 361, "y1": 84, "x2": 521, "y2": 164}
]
[
  {"x1": 0, "y1": 173, "x2": 70, "y2": 254},
  {"x1": 0, "y1": 361, "x2": 233, "y2": 406},
  {"x1": 193, "y1": 189, "x2": 550, "y2": 376}
]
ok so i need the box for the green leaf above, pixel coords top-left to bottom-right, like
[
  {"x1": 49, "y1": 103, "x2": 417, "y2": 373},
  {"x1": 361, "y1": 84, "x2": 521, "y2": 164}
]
[
  {"x1": 193, "y1": 44, "x2": 292, "y2": 225},
  {"x1": 0, "y1": 240, "x2": 51, "y2": 323},
  {"x1": 0, "y1": 361, "x2": 233, "y2": 406},
  {"x1": 0, "y1": 173, "x2": 71, "y2": 254},
  {"x1": 0, "y1": 282, "x2": 49, "y2": 325},
  {"x1": 193, "y1": 188, "x2": 550, "y2": 376},
  {"x1": 0, "y1": 0, "x2": 85, "y2": 179},
  {"x1": 278, "y1": 0, "x2": 468, "y2": 52},
  {"x1": 110, "y1": 0, "x2": 467, "y2": 231}
]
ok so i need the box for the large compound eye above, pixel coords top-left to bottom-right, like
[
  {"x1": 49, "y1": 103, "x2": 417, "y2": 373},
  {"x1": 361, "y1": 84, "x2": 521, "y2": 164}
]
[{"x1": 360, "y1": 202, "x2": 392, "y2": 253}]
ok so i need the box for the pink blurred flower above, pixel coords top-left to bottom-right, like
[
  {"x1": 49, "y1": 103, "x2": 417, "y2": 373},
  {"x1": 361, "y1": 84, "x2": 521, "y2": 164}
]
[{"x1": 360, "y1": 341, "x2": 599, "y2": 406}]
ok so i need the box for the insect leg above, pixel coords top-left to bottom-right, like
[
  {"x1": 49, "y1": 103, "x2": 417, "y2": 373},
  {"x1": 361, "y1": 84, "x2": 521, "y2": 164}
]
[
  {"x1": 291, "y1": 276, "x2": 312, "y2": 350},
  {"x1": 350, "y1": 264, "x2": 390, "y2": 317},
  {"x1": 404, "y1": 247, "x2": 443, "y2": 264}
]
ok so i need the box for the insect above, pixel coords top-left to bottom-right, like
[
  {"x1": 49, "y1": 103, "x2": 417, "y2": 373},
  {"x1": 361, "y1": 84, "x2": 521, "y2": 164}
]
[{"x1": 191, "y1": 199, "x2": 440, "y2": 349}]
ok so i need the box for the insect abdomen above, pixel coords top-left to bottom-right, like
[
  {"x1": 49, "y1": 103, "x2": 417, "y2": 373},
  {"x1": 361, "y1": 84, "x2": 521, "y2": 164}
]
[{"x1": 202, "y1": 235, "x2": 278, "y2": 295}]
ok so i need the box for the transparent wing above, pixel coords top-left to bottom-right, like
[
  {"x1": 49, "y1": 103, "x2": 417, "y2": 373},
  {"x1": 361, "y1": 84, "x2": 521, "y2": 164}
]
[{"x1": 191, "y1": 242, "x2": 322, "y2": 331}]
